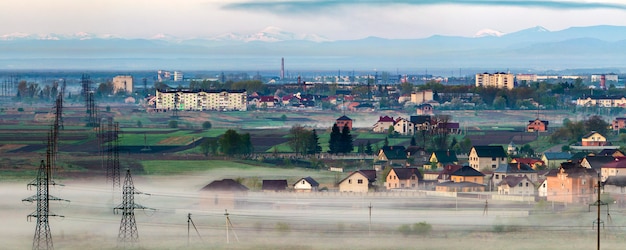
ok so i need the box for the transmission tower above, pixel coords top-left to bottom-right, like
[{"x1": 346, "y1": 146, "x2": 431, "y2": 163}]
[
  {"x1": 172, "y1": 91, "x2": 179, "y2": 119},
  {"x1": 22, "y1": 132, "x2": 69, "y2": 250},
  {"x1": 114, "y1": 169, "x2": 153, "y2": 246},
  {"x1": 103, "y1": 117, "x2": 121, "y2": 190},
  {"x1": 81, "y1": 75, "x2": 99, "y2": 127}
]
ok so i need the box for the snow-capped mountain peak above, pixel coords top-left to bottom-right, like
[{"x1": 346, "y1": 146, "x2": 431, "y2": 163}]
[
  {"x1": 0, "y1": 32, "x2": 32, "y2": 40},
  {"x1": 474, "y1": 28, "x2": 505, "y2": 38}
]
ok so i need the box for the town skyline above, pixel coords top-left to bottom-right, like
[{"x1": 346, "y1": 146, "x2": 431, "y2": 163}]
[{"x1": 3, "y1": 0, "x2": 626, "y2": 40}]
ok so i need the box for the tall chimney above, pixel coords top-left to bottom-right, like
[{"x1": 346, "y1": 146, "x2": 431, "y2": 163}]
[{"x1": 281, "y1": 57, "x2": 285, "y2": 80}]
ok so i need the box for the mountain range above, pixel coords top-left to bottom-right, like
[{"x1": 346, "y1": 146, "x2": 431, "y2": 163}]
[{"x1": 1, "y1": 25, "x2": 626, "y2": 72}]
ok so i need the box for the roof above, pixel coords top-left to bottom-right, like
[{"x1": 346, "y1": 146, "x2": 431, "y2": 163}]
[
  {"x1": 512, "y1": 158, "x2": 544, "y2": 166},
  {"x1": 528, "y1": 119, "x2": 549, "y2": 125},
  {"x1": 582, "y1": 131, "x2": 603, "y2": 139},
  {"x1": 598, "y1": 149, "x2": 625, "y2": 156},
  {"x1": 543, "y1": 152, "x2": 572, "y2": 160},
  {"x1": 545, "y1": 164, "x2": 597, "y2": 178},
  {"x1": 452, "y1": 166, "x2": 485, "y2": 177},
  {"x1": 605, "y1": 176, "x2": 626, "y2": 187},
  {"x1": 339, "y1": 170, "x2": 377, "y2": 184},
  {"x1": 498, "y1": 175, "x2": 533, "y2": 187},
  {"x1": 381, "y1": 146, "x2": 407, "y2": 160},
  {"x1": 294, "y1": 176, "x2": 319, "y2": 187},
  {"x1": 259, "y1": 96, "x2": 276, "y2": 102},
  {"x1": 337, "y1": 115, "x2": 352, "y2": 121},
  {"x1": 262, "y1": 180, "x2": 288, "y2": 191},
  {"x1": 438, "y1": 164, "x2": 463, "y2": 180},
  {"x1": 410, "y1": 115, "x2": 431, "y2": 124},
  {"x1": 472, "y1": 146, "x2": 507, "y2": 157},
  {"x1": 599, "y1": 158, "x2": 626, "y2": 169},
  {"x1": 431, "y1": 150, "x2": 458, "y2": 163},
  {"x1": 157, "y1": 89, "x2": 246, "y2": 94},
  {"x1": 391, "y1": 168, "x2": 422, "y2": 180},
  {"x1": 584, "y1": 155, "x2": 617, "y2": 170},
  {"x1": 494, "y1": 163, "x2": 537, "y2": 174},
  {"x1": 437, "y1": 122, "x2": 459, "y2": 129},
  {"x1": 377, "y1": 116, "x2": 395, "y2": 122},
  {"x1": 200, "y1": 179, "x2": 249, "y2": 192},
  {"x1": 405, "y1": 146, "x2": 425, "y2": 156}
]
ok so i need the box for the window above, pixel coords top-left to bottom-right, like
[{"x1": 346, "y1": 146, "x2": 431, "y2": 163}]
[
  {"x1": 526, "y1": 183, "x2": 529, "y2": 187},
  {"x1": 492, "y1": 157, "x2": 496, "y2": 161},
  {"x1": 495, "y1": 174, "x2": 499, "y2": 179},
  {"x1": 348, "y1": 179, "x2": 352, "y2": 184},
  {"x1": 357, "y1": 179, "x2": 363, "y2": 184},
  {"x1": 519, "y1": 183, "x2": 523, "y2": 187}
]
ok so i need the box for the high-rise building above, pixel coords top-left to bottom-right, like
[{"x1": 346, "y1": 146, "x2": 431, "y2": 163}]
[
  {"x1": 173, "y1": 71, "x2": 184, "y2": 82},
  {"x1": 155, "y1": 89, "x2": 247, "y2": 111},
  {"x1": 475, "y1": 72, "x2": 514, "y2": 89}
]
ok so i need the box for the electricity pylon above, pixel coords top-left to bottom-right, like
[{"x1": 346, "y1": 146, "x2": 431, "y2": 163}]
[
  {"x1": 114, "y1": 169, "x2": 153, "y2": 246},
  {"x1": 22, "y1": 133, "x2": 68, "y2": 250}
]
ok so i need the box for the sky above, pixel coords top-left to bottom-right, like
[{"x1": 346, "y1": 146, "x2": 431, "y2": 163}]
[{"x1": 2, "y1": 0, "x2": 626, "y2": 40}]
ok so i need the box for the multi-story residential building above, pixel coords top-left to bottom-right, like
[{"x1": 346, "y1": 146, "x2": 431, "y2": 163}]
[
  {"x1": 393, "y1": 117, "x2": 415, "y2": 135},
  {"x1": 410, "y1": 90, "x2": 434, "y2": 104},
  {"x1": 155, "y1": 89, "x2": 247, "y2": 111},
  {"x1": 546, "y1": 163, "x2": 597, "y2": 204},
  {"x1": 372, "y1": 116, "x2": 395, "y2": 133},
  {"x1": 112, "y1": 75, "x2": 133, "y2": 94},
  {"x1": 173, "y1": 71, "x2": 184, "y2": 82},
  {"x1": 581, "y1": 131, "x2": 608, "y2": 146},
  {"x1": 576, "y1": 96, "x2": 626, "y2": 107},
  {"x1": 468, "y1": 146, "x2": 508, "y2": 171},
  {"x1": 475, "y1": 72, "x2": 514, "y2": 89}
]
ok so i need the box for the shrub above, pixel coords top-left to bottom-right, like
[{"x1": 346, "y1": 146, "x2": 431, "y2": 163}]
[
  {"x1": 202, "y1": 121, "x2": 212, "y2": 129},
  {"x1": 168, "y1": 120, "x2": 178, "y2": 128},
  {"x1": 398, "y1": 224, "x2": 412, "y2": 236},
  {"x1": 412, "y1": 222, "x2": 432, "y2": 235},
  {"x1": 275, "y1": 222, "x2": 290, "y2": 234}
]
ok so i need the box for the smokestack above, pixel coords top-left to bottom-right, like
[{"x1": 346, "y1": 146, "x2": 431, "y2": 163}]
[
  {"x1": 281, "y1": 57, "x2": 285, "y2": 80},
  {"x1": 600, "y1": 74, "x2": 606, "y2": 90}
]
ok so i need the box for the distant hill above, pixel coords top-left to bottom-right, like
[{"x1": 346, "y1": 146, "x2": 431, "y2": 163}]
[{"x1": 1, "y1": 25, "x2": 626, "y2": 71}]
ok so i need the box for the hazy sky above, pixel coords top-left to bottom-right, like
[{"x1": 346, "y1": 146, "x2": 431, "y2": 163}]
[{"x1": 3, "y1": 0, "x2": 626, "y2": 40}]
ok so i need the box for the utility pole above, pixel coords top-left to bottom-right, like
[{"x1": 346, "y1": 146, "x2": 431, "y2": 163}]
[
  {"x1": 187, "y1": 213, "x2": 203, "y2": 246},
  {"x1": 368, "y1": 203, "x2": 372, "y2": 236},
  {"x1": 22, "y1": 132, "x2": 69, "y2": 250},
  {"x1": 590, "y1": 173, "x2": 608, "y2": 250},
  {"x1": 224, "y1": 209, "x2": 239, "y2": 244},
  {"x1": 114, "y1": 169, "x2": 154, "y2": 247}
]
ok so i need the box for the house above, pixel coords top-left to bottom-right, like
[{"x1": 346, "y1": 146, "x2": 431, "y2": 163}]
[
  {"x1": 580, "y1": 155, "x2": 616, "y2": 173},
  {"x1": 372, "y1": 116, "x2": 395, "y2": 133},
  {"x1": 262, "y1": 180, "x2": 289, "y2": 192},
  {"x1": 612, "y1": 117, "x2": 626, "y2": 131},
  {"x1": 416, "y1": 103, "x2": 434, "y2": 115},
  {"x1": 510, "y1": 158, "x2": 545, "y2": 170},
  {"x1": 468, "y1": 146, "x2": 508, "y2": 171},
  {"x1": 581, "y1": 131, "x2": 608, "y2": 146},
  {"x1": 375, "y1": 146, "x2": 407, "y2": 169},
  {"x1": 293, "y1": 177, "x2": 320, "y2": 192},
  {"x1": 405, "y1": 146, "x2": 428, "y2": 166},
  {"x1": 450, "y1": 165, "x2": 485, "y2": 185},
  {"x1": 497, "y1": 176, "x2": 536, "y2": 196},
  {"x1": 546, "y1": 163, "x2": 597, "y2": 204},
  {"x1": 492, "y1": 163, "x2": 538, "y2": 191},
  {"x1": 410, "y1": 115, "x2": 433, "y2": 131},
  {"x1": 538, "y1": 179, "x2": 548, "y2": 197},
  {"x1": 599, "y1": 158, "x2": 626, "y2": 182},
  {"x1": 541, "y1": 152, "x2": 572, "y2": 169},
  {"x1": 336, "y1": 115, "x2": 353, "y2": 130},
  {"x1": 393, "y1": 117, "x2": 415, "y2": 135},
  {"x1": 598, "y1": 149, "x2": 625, "y2": 157},
  {"x1": 435, "y1": 122, "x2": 461, "y2": 134},
  {"x1": 199, "y1": 179, "x2": 249, "y2": 209},
  {"x1": 435, "y1": 166, "x2": 486, "y2": 192},
  {"x1": 527, "y1": 119, "x2": 549, "y2": 132},
  {"x1": 428, "y1": 150, "x2": 458, "y2": 169},
  {"x1": 437, "y1": 164, "x2": 463, "y2": 182},
  {"x1": 385, "y1": 168, "x2": 422, "y2": 190},
  {"x1": 338, "y1": 170, "x2": 377, "y2": 192},
  {"x1": 603, "y1": 176, "x2": 626, "y2": 207}
]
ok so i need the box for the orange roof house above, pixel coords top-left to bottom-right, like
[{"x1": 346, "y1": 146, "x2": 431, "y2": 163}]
[
  {"x1": 336, "y1": 115, "x2": 353, "y2": 130},
  {"x1": 527, "y1": 119, "x2": 549, "y2": 132}
]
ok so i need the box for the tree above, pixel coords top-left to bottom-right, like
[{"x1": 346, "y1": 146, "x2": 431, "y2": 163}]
[
  {"x1": 202, "y1": 121, "x2": 212, "y2": 130},
  {"x1": 328, "y1": 123, "x2": 341, "y2": 154},
  {"x1": 168, "y1": 120, "x2": 178, "y2": 128},
  {"x1": 200, "y1": 138, "x2": 211, "y2": 156},
  {"x1": 17, "y1": 80, "x2": 27, "y2": 99},
  {"x1": 584, "y1": 115, "x2": 609, "y2": 136},
  {"x1": 136, "y1": 120, "x2": 143, "y2": 128},
  {"x1": 339, "y1": 125, "x2": 354, "y2": 154},
  {"x1": 219, "y1": 129, "x2": 242, "y2": 156},
  {"x1": 288, "y1": 125, "x2": 311, "y2": 156},
  {"x1": 365, "y1": 140, "x2": 373, "y2": 155},
  {"x1": 307, "y1": 129, "x2": 322, "y2": 155},
  {"x1": 410, "y1": 136, "x2": 417, "y2": 146},
  {"x1": 96, "y1": 81, "x2": 114, "y2": 97}
]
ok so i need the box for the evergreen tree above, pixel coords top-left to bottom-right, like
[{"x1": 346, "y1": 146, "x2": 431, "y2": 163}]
[
  {"x1": 340, "y1": 125, "x2": 354, "y2": 154},
  {"x1": 410, "y1": 136, "x2": 417, "y2": 146},
  {"x1": 365, "y1": 140, "x2": 373, "y2": 155},
  {"x1": 384, "y1": 137, "x2": 389, "y2": 147},
  {"x1": 328, "y1": 123, "x2": 341, "y2": 154},
  {"x1": 307, "y1": 129, "x2": 322, "y2": 155}
]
